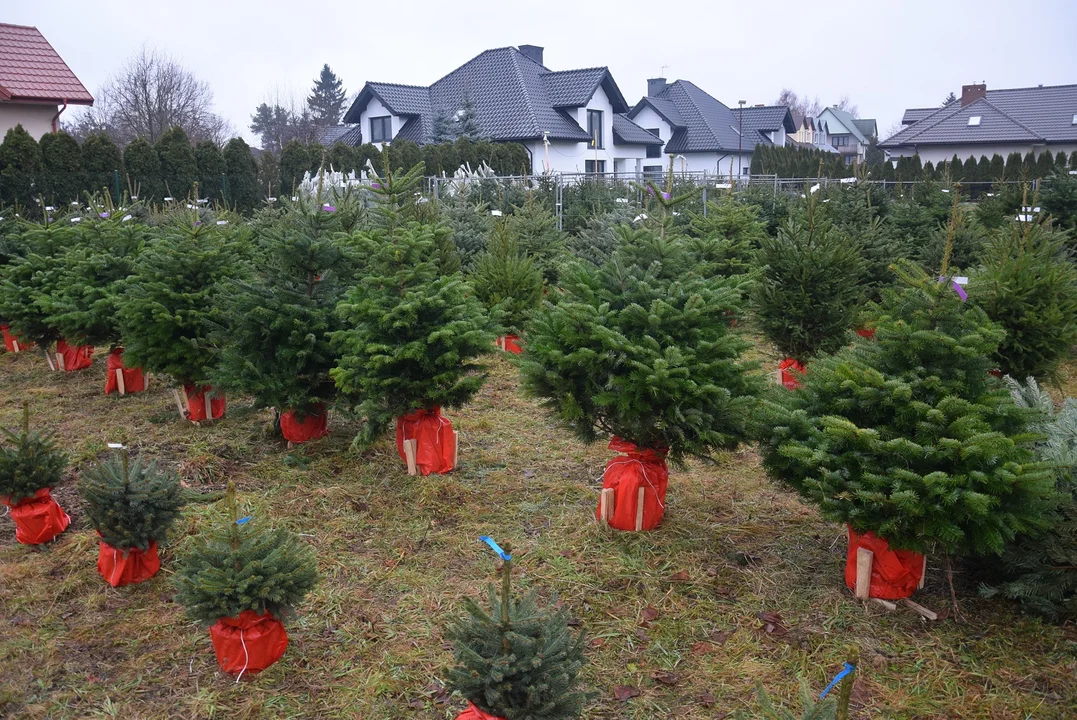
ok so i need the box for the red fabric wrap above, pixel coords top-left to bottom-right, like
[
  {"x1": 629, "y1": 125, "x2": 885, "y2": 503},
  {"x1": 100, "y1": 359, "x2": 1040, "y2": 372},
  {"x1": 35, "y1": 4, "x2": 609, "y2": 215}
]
[
  {"x1": 210, "y1": 610, "x2": 289, "y2": 675},
  {"x1": 184, "y1": 385, "x2": 226, "y2": 422},
  {"x1": 844, "y1": 525, "x2": 925, "y2": 600},
  {"x1": 55, "y1": 339, "x2": 93, "y2": 371},
  {"x1": 455, "y1": 702, "x2": 506, "y2": 720},
  {"x1": 595, "y1": 437, "x2": 670, "y2": 531},
  {"x1": 855, "y1": 327, "x2": 876, "y2": 340},
  {"x1": 498, "y1": 335, "x2": 523, "y2": 354},
  {"x1": 395, "y1": 406, "x2": 456, "y2": 475},
  {"x1": 104, "y1": 348, "x2": 146, "y2": 395},
  {"x1": 2, "y1": 325, "x2": 30, "y2": 352},
  {"x1": 97, "y1": 539, "x2": 161, "y2": 587},
  {"x1": 779, "y1": 358, "x2": 806, "y2": 390},
  {"x1": 2, "y1": 488, "x2": 70, "y2": 544},
  {"x1": 280, "y1": 404, "x2": 329, "y2": 443}
]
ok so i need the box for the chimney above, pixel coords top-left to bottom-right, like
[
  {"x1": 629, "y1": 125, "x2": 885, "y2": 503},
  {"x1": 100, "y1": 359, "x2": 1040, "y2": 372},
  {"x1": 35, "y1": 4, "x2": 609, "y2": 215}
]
[
  {"x1": 647, "y1": 78, "x2": 668, "y2": 97},
  {"x1": 519, "y1": 45, "x2": 544, "y2": 65},
  {"x1": 961, "y1": 83, "x2": 987, "y2": 107}
]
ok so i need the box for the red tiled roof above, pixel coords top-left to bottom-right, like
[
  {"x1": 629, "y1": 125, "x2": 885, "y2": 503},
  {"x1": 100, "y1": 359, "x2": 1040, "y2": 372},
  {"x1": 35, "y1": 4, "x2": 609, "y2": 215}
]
[{"x1": 0, "y1": 23, "x2": 93, "y2": 105}]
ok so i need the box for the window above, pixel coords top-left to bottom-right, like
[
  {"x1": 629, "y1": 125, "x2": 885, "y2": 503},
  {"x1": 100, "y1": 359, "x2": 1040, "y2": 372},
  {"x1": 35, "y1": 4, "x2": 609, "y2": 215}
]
[
  {"x1": 585, "y1": 159, "x2": 606, "y2": 174},
  {"x1": 643, "y1": 165, "x2": 663, "y2": 179},
  {"x1": 844, "y1": 155, "x2": 855, "y2": 166},
  {"x1": 587, "y1": 109, "x2": 604, "y2": 149},
  {"x1": 370, "y1": 116, "x2": 392, "y2": 143},
  {"x1": 742, "y1": 165, "x2": 750, "y2": 175},
  {"x1": 1071, "y1": 113, "x2": 1077, "y2": 125},
  {"x1": 645, "y1": 128, "x2": 662, "y2": 158},
  {"x1": 833, "y1": 135, "x2": 849, "y2": 146},
  {"x1": 968, "y1": 115, "x2": 982, "y2": 126}
]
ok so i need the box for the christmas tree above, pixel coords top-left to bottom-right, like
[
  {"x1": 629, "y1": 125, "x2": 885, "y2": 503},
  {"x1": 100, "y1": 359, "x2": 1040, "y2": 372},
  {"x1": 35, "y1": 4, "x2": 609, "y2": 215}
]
[
  {"x1": 505, "y1": 194, "x2": 563, "y2": 286},
  {"x1": 565, "y1": 208, "x2": 632, "y2": 266},
  {"x1": 453, "y1": 94, "x2": 486, "y2": 141},
  {"x1": 445, "y1": 195, "x2": 494, "y2": 271},
  {"x1": 79, "y1": 449, "x2": 184, "y2": 551},
  {"x1": 470, "y1": 220, "x2": 543, "y2": 337},
  {"x1": 688, "y1": 194, "x2": 768, "y2": 277},
  {"x1": 1040, "y1": 166, "x2": 1077, "y2": 232},
  {"x1": 446, "y1": 547, "x2": 588, "y2": 720},
  {"x1": 330, "y1": 163, "x2": 494, "y2": 447},
  {"x1": 0, "y1": 219, "x2": 73, "y2": 350},
  {"x1": 174, "y1": 482, "x2": 317, "y2": 624},
  {"x1": 0, "y1": 403, "x2": 66, "y2": 505},
  {"x1": 307, "y1": 64, "x2": 347, "y2": 126},
  {"x1": 752, "y1": 195, "x2": 865, "y2": 362}
]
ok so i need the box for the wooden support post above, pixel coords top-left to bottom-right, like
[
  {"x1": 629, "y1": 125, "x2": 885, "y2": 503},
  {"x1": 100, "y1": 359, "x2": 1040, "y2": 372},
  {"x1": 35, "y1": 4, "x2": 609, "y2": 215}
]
[
  {"x1": 144, "y1": 372, "x2": 151, "y2": 390},
  {"x1": 172, "y1": 388, "x2": 187, "y2": 418},
  {"x1": 11, "y1": 339, "x2": 19, "y2": 354},
  {"x1": 115, "y1": 369, "x2": 126, "y2": 396},
  {"x1": 902, "y1": 598, "x2": 938, "y2": 621},
  {"x1": 450, "y1": 430, "x2": 459, "y2": 470},
  {"x1": 599, "y1": 488, "x2": 615, "y2": 524},
  {"x1": 917, "y1": 556, "x2": 927, "y2": 590},
  {"x1": 855, "y1": 547, "x2": 873, "y2": 600},
  {"x1": 44, "y1": 351, "x2": 56, "y2": 372},
  {"x1": 871, "y1": 598, "x2": 897, "y2": 611},
  {"x1": 55, "y1": 351, "x2": 65, "y2": 371},
  {"x1": 634, "y1": 486, "x2": 645, "y2": 531},
  {"x1": 403, "y1": 439, "x2": 418, "y2": 476}
]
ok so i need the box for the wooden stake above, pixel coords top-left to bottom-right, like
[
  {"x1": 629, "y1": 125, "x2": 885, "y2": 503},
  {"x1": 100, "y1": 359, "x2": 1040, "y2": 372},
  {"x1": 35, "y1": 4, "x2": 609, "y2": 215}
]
[
  {"x1": 172, "y1": 388, "x2": 187, "y2": 418},
  {"x1": 918, "y1": 556, "x2": 927, "y2": 590},
  {"x1": 855, "y1": 547, "x2": 873, "y2": 599},
  {"x1": 44, "y1": 351, "x2": 56, "y2": 372},
  {"x1": 902, "y1": 598, "x2": 938, "y2": 621},
  {"x1": 450, "y1": 430, "x2": 459, "y2": 470},
  {"x1": 634, "y1": 486, "x2": 645, "y2": 531},
  {"x1": 56, "y1": 351, "x2": 65, "y2": 371},
  {"x1": 403, "y1": 439, "x2": 418, "y2": 475},
  {"x1": 144, "y1": 372, "x2": 150, "y2": 390},
  {"x1": 11, "y1": 339, "x2": 19, "y2": 354},
  {"x1": 599, "y1": 488, "x2": 615, "y2": 524},
  {"x1": 871, "y1": 598, "x2": 897, "y2": 611},
  {"x1": 115, "y1": 369, "x2": 126, "y2": 395}
]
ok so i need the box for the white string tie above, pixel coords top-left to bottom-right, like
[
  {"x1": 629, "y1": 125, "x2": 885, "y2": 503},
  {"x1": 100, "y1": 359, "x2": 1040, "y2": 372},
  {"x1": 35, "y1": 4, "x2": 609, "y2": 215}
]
[{"x1": 235, "y1": 627, "x2": 250, "y2": 683}]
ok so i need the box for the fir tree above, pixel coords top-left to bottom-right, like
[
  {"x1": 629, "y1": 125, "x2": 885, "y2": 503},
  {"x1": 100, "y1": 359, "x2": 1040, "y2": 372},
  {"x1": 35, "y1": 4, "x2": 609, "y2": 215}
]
[
  {"x1": 82, "y1": 133, "x2": 123, "y2": 200},
  {"x1": 566, "y1": 208, "x2": 632, "y2": 266},
  {"x1": 223, "y1": 138, "x2": 260, "y2": 213},
  {"x1": 471, "y1": 220, "x2": 544, "y2": 336},
  {"x1": 174, "y1": 482, "x2": 317, "y2": 624},
  {"x1": 916, "y1": 200, "x2": 985, "y2": 273},
  {"x1": 446, "y1": 197, "x2": 494, "y2": 270},
  {"x1": 39, "y1": 131, "x2": 84, "y2": 207},
  {"x1": 431, "y1": 106, "x2": 456, "y2": 144},
  {"x1": 155, "y1": 127, "x2": 198, "y2": 200},
  {"x1": 453, "y1": 94, "x2": 486, "y2": 141},
  {"x1": 258, "y1": 150, "x2": 281, "y2": 201},
  {"x1": 279, "y1": 140, "x2": 311, "y2": 195},
  {"x1": 446, "y1": 548, "x2": 589, "y2": 720},
  {"x1": 123, "y1": 137, "x2": 162, "y2": 202},
  {"x1": 0, "y1": 125, "x2": 44, "y2": 212},
  {"x1": 1040, "y1": 166, "x2": 1077, "y2": 231},
  {"x1": 193, "y1": 140, "x2": 224, "y2": 202},
  {"x1": 0, "y1": 403, "x2": 66, "y2": 505},
  {"x1": 756, "y1": 680, "x2": 839, "y2": 720},
  {"x1": 307, "y1": 64, "x2": 347, "y2": 126},
  {"x1": 688, "y1": 195, "x2": 768, "y2": 277},
  {"x1": 752, "y1": 196, "x2": 865, "y2": 361},
  {"x1": 0, "y1": 220, "x2": 72, "y2": 348},
  {"x1": 506, "y1": 194, "x2": 564, "y2": 285},
  {"x1": 330, "y1": 164, "x2": 495, "y2": 447},
  {"x1": 79, "y1": 449, "x2": 184, "y2": 551}
]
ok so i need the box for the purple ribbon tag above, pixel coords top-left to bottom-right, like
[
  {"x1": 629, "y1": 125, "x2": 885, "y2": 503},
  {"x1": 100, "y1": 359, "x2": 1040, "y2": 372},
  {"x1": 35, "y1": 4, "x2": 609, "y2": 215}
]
[
  {"x1": 952, "y1": 281, "x2": 967, "y2": 301},
  {"x1": 661, "y1": 191, "x2": 671, "y2": 201}
]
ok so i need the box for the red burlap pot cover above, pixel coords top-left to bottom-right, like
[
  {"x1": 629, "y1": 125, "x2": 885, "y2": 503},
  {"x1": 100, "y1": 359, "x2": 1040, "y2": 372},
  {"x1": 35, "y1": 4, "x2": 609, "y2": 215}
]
[
  {"x1": 55, "y1": 339, "x2": 94, "y2": 371},
  {"x1": 855, "y1": 327, "x2": 876, "y2": 340},
  {"x1": 210, "y1": 610, "x2": 289, "y2": 676},
  {"x1": 97, "y1": 539, "x2": 161, "y2": 587},
  {"x1": 455, "y1": 702, "x2": 505, "y2": 720},
  {"x1": 2, "y1": 325, "x2": 30, "y2": 352},
  {"x1": 1, "y1": 488, "x2": 70, "y2": 545},
  {"x1": 844, "y1": 525, "x2": 925, "y2": 600},
  {"x1": 779, "y1": 358, "x2": 806, "y2": 390},
  {"x1": 395, "y1": 406, "x2": 456, "y2": 475},
  {"x1": 184, "y1": 385, "x2": 227, "y2": 422},
  {"x1": 280, "y1": 404, "x2": 329, "y2": 443},
  {"x1": 104, "y1": 347, "x2": 146, "y2": 395},
  {"x1": 498, "y1": 335, "x2": 523, "y2": 354},
  {"x1": 595, "y1": 437, "x2": 670, "y2": 531}
]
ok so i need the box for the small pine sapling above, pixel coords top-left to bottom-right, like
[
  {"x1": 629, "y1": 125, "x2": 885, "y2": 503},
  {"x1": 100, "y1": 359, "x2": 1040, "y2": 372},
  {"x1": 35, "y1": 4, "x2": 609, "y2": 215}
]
[
  {"x1": 505, "y1": 193, "x2": 564, "y2": 286},
  {"x1": 0, "y1": 403, "x2": 66, "y2": 505},
  {"x1": 688, "y1": 193, "x2": 768, "y2": 277},
  {"x1": 470, "y1": 220, "x2": 543, "y2": 337}
]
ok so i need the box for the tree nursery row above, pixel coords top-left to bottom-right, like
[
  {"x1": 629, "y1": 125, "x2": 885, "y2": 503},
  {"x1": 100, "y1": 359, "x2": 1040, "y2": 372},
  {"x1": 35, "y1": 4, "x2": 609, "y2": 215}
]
[{"x1": 2, "y1": 159, "x2": 1077, "y2": 719}]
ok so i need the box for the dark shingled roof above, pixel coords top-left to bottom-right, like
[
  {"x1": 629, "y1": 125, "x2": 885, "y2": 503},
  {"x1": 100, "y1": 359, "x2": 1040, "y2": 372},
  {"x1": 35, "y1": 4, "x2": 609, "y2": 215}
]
[
  {"x1": 882, "y1": 83, "x2": 1077, "y2": 149},
  {"x1": 853, "y1": 118, "x2": 878, "y2": 139},
  {"x1": 731, "y1": 105, "x2": 797, "y2": 139},
  {"x1": 612, "y1": 114, "x2": 663, "y2": 145},
  {"x1": 342, "y1": 47, "x2": 634, "y2": 145},
  {"x1": 902, "y1": 108, "x2": 935, "y2": 125},
  {"x1": 0, "y1": 23, "x2": 93, "y2": 104},
  {"x1": 317, "y1": 124, "x2": 363, "y2": 146}
]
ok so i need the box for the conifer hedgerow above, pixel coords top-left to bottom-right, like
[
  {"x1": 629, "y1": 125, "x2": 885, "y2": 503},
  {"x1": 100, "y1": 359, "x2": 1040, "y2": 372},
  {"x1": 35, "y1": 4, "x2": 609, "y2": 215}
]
[
  {"x1": 123, "y1": 137, "x2": 163, "y2": 202},
  {"x1": 0, "y1": 125, "x2": 44, "y2": 211},
  {"x1": 155, "y1": 127, "x2": 198, "y2": 201},
  {"x1": 39, "y1": 130, "x2": 85, "y2": 207}
]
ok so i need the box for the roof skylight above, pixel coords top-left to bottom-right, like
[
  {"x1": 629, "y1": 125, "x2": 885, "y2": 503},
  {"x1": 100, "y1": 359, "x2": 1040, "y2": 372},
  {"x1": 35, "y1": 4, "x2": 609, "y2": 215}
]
[{"x1": 968, "y1": 116, "x2": 982, "y2": 126}]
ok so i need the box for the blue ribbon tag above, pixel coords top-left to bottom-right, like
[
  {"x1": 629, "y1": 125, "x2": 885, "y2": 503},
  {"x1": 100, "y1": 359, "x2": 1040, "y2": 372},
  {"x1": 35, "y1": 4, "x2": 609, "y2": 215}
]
[
  {"x1": 236, "y1": 516, "x2": 252, "y2": 525},
  {"x1": 479, "y1": 536, "x2": 511, "y2": 561},
  {"x1": 819, "y1": 662, "x2": 856, "y2": 699}
]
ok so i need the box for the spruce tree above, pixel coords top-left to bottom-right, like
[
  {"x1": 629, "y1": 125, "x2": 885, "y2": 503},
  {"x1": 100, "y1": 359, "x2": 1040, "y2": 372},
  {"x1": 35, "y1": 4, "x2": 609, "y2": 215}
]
[
  {"x1": 223, "y1": 138, "x2": 260, "y2": 213},
  {"x1": 0, "y1": 220, "x2": 72, "y2": 348},
  {"x1": 566, "y1": 209, "x2": 632, "y2": 266},
  {"x1": 431, "y1": 106, "x2": 456, "y2": 144},
  {"x1": 39, "y1": 131, "x2": 85, "y2": 207},
  {"x1": 453, "y1": 94, "x2": 486, "y2": 141},
  {"x1": 471, "y1": 220, "x2": 544, "y2": 337},
  {"x1": 79, "y1": 450, "x2": 184, "y2": 551},
  {"x1": 306, "y1": 64, "x2": 347, "y2": 126},
  {"x1": 752, "y1": 196, "x2": 865, "y2": 361},
  {"x1": 193, "y1": 140, "x2": 224, "y2": 202},
  {"x1": 174, "y1": 482, "x2": 317, "y2": 624},
  {"x1": 330, "y1": 164, "x2": 495, "y2": 447},
  {"x1": 0, "y1": 403, "x2": 66, "y2": 505},
  {"x1": 82, "y1": 132, "x2": 123, "y2": 201},
  {"x1": 1040, "y1": 166, "x2": 1077, "y2": 231},
  {"x1": 155, "y1": 127, "x2": 198, "y2": 200},
  {"x1": 445, "y1": 197, "x2": 493, "y2": 271},
  {"x1": 123, "y1": 137, "x2": 162, "y2": 202},
  {"x1": 0, "y1": 125, "x2": 44, "y2": 212},
  {"x1": 279, "y1": 140, "x2": 311, "y2": 194},
  {"x1": 446, "y1": 549, "x2": 589, "y2": 720},
  {"x1": 506, "y1": 194, "x2": 564, "y2": 285},
  {"x1": 688, "y1": 194, "x2": 768, "y2": 276}
]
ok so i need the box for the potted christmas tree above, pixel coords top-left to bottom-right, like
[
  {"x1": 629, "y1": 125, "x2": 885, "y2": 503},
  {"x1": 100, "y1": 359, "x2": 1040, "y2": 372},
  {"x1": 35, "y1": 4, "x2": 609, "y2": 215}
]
[
  {"x1": 79, "y1": 446, "x2": 184, "y2": 587},
  {"x1": 757, "y1": 234, "x2": 1056, "y2": 602},
  {"x1": 116, "y1": 218, "x2": 248, "y2": 422},
  {"x1": 471, "y1": 220, "x2": 543, "y2": 355},
  {"x1": 174, "y1": 482, "x2": 317, "y2": 676},
  {"x1": 445, "y1": 541, "x2": 588, "y2": 719},
  {"x1": 521, "y1": 191, "x2": 762, "y2": 531},
  {"x1": 0, "y1": 403, "x2": 70, "y2": 545},
  {"x1": 331, "y1": 164, "x2": 494, "y2": 474}
]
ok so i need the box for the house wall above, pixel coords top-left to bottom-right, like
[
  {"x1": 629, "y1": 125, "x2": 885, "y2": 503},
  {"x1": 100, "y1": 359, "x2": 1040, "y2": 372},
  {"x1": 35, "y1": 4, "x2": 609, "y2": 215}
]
[
  {"x1": 0, "y1": 102, "x2": 58, "y2": 140},
  {"x1": 885, "y1": 143, "x2": 1077, "y2": 166},
  {"x1": 356, "y1": 96, "x2": 404, "y2": 148}
]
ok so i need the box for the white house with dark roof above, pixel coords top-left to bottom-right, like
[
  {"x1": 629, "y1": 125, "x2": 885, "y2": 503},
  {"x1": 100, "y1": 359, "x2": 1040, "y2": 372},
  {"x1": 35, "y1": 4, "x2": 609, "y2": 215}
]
[
  {"x1": 815, "y1": 107, "x2": 876, "y2": 166},
  {"x1": 881, "y1": 83, "x2": 1077, "y2": 165},
  {"x1": 626, "y1": 78, "x2": 794, "y2": 177},
  {"x1": 341, "y1": 45, "x2": 663, "y2": 175}
]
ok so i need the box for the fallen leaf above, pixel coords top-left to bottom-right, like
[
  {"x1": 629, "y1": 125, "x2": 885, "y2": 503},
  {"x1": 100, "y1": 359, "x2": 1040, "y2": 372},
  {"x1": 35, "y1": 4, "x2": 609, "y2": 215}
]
[
  {"x1": 614, "y1": 685, "x2": 641, "y2": 701},
  {"x1": 523, "y1": 469, "x2": 536, "y2": 478},
  {"x1": 407, "y1": 698, "x2": 424, "y2": 709},
  {"x1": 641, "y1": 605, "x2": 660, "y2": 623},
  {"x1": 709, "y1": 629, "x2": 733, "y2": 644},
  {"x1": 691, "y1": 641, "x2": 716, "y2": 655},
  {"x1": 757, "y1": 611, "x2": 789, "y2": 636},
  {"x1": 668, "y1": 570, "x2": 691, "y2": 583},
  {"x1": 588, "y1": 637, "x2": 606, "y2": 648},
  {"x1": 699, "y1": 691, "x2": 716, "y2": 707},
  {"x1": 635, "y1": 628, "x2": 651, "y2": 643},
  {"x1": 651, "y1": 670, "x2": 679, "y2": 686}
]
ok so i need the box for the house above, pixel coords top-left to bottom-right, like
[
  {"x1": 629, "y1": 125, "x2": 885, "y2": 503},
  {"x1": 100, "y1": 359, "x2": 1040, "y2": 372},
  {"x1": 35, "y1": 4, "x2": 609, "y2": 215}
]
[
  {"x1": 0, "y1": 23, "x2": 93, "y2": 140},
  {"x1": 341, "y1": 45, "x2": 663, "y2": 175},
  {"x1": 880, "y1": 83, "x2": 1077, "y2": 165},
  {"x1": 316, "y1": 124, "x2": 363, "y2": 147},
  {"x1": 815, "y1": 107, "x2": 876, "y2": 165},
  {"x1": 790, "y1": 114, "x2": 838, "y2": 153},
  {"x1": 627, "y1": 79, "x2": 794, "y2": 177}
]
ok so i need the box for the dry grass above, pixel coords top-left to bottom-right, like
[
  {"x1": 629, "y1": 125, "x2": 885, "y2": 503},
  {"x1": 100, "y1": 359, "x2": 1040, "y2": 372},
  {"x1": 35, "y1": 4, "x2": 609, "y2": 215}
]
[{"x1": 1, "y1": 345, "x2": 1076, "y2": 719}]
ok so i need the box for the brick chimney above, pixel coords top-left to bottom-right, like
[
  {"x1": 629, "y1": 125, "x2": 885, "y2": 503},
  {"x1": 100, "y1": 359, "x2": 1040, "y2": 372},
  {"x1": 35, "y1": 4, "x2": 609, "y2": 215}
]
[
  {"x1": 519, "y1": 45, "x2": 544, "y2": 65},
  {"x1": 961, "y1": 83, "x2": 987, "y2": 107},
  {"x1": 647, "y1": 78, "x2": 668, "y2": 97}
]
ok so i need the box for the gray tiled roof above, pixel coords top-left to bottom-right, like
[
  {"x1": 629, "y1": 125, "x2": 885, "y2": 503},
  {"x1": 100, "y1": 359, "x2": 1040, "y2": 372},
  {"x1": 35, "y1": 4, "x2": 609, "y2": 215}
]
[
  {"x1": 852, "y1": 118, "x2": 878, "y2": 139},
  {"x1": 316, "y1": 124, "x2": 363, "y2": 146},
  {"x1": 821, "y1": 107, "x2": 869, "y2": 143},
  {"x1": 902, "y1": 108, "x2": 935, "y2": 125},
  {"x1": 882, "y1": 83, "x2": 1077, "y2": 149},
  {"x1": 542, "y1": 68, "x2": 607, "y2": 107},
  {"x1": 612, "y1": 114, "x2": 663, "y2": 145},
  {"x1": 731, "y1": 105, "x2": 797, "y2": 137}
]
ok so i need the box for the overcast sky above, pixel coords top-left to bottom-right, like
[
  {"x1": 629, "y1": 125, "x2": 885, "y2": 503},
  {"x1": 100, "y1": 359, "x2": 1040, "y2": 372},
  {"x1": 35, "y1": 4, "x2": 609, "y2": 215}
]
[{"x1": 8, "y1": 0, "x2": 1077, "y2": 147}]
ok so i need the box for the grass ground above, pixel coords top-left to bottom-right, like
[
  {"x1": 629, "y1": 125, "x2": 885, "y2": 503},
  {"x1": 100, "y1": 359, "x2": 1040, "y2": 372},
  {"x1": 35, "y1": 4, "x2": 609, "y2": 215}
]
[{"x1": 1, "y1": 345, "x2": 1076, "y2": 720}]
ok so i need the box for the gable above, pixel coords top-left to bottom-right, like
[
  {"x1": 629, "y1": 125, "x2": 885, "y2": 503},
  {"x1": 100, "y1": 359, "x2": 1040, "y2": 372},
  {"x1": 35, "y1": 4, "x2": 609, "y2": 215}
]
[{"x1": 0, "y1": 23, "x2": 92, "y2": 104}]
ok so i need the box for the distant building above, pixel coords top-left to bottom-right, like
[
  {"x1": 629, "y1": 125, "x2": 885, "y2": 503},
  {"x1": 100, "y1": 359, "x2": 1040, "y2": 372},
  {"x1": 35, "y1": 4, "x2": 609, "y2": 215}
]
[
  {"x1": 816, "y1": 107, "x2": 876, "y2": 165},
  {"x1": 790, "y1": 114, "x2": 838, "y2": 153},
  {"x1": 0, "y1": 23, "x2": 93, "y2": 140},
  {"x1": 881, "y1": 83, "x2": 1077, "y2": 165}
]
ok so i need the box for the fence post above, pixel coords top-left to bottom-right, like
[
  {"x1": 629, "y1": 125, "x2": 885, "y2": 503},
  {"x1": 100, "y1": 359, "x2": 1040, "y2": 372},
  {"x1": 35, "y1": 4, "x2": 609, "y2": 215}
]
[
  {"x1": 433, "y1": 176, "x2": 439, "y2": 205},
  {"x1": 221, "y1": 173, "x2": 228, "y2": 205},
  {"x1": 702, "y1": 184, "x2": 708, "y2": 217},
  {"x1": 555, "y1": 176, "x2": 563, "y2": 231},
  {"x1": 113, "y1": 169, "x2": 121, "y2": 205}
]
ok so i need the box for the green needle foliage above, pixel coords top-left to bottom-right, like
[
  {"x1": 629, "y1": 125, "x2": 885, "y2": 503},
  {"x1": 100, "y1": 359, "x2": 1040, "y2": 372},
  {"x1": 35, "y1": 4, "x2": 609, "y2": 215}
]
[
  {"x1": 331, "y1": 164, "x2": 494, "y2": 447},
  {"x1": 0, "y1": 404, "x2": 66, "y2": 505},
  {"x1": 757, "y1": 256, "x2": 1056, "y2": 556},
  {"x1": 688, "y1": 194, "x2": 768, "y2": 277},
  {"x1": 506, "y1": 194, "x2": 564, "y2": 286},
  {"x1": 445, "y1": 197, "x2": 493, "y2": 271},
  {"x1": 756, "y1": 681, "x2": 837, "y2": 720},
  {"x1": 0, "y1": 219, "x2": 73, "y2": 348},
  {"x1": 446, "y1": 553, "x2": 589, "y2": 720},
  {"x1": 470, "y1": 220, "x2": 543, "y2": 336},
  {"x1": 79, "y1": 450, "x2": 184, "y2": 551},
  {"x1": 174, "y1": 482, "x2": 317, "y2": 624},
  {"x1": 566, "y1": 208, "x2": 632, "y2": 266}
]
